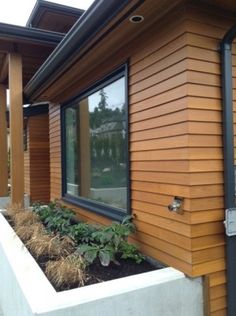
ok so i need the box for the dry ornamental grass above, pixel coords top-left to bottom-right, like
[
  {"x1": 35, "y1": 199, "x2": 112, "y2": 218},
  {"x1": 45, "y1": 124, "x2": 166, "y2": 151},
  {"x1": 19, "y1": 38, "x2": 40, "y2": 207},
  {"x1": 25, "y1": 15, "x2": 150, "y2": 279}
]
[
  {"x1": 26, "y1": 233, "x2": 76, "y2": 259},
  {"x1": 15, "y1": 222, "x2": 46, "y2": 243},
  {"x1": 6, "y1": 206, "x2": 86, "y2": 291},
  {"x1": 45, "y1": 254, "x2": 87, "y2": 289},
  {"x1": 14, "y1": 211, "x2": 40, "y2": 228}
]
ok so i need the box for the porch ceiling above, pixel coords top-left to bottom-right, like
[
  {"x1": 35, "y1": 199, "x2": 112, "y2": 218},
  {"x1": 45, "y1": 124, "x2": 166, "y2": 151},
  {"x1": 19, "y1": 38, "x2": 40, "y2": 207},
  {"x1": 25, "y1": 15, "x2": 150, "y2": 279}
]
[{"x1": 0, "y1": 22, "x2": 64, "y2": 88}]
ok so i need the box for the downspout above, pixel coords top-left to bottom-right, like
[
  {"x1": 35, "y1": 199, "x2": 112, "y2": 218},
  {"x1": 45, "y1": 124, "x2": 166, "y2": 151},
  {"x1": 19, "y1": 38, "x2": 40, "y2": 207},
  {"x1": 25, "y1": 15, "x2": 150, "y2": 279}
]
[{"x1": 220, "y1": 25, "x2": 236, "y2": 316}]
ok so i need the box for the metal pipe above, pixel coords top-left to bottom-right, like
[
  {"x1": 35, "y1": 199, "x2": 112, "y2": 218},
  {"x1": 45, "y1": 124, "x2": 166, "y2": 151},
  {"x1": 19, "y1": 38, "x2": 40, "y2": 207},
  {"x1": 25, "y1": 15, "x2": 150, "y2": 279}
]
[{"x1": 220, "y1": 24, "x2": 236, "y2": 316}]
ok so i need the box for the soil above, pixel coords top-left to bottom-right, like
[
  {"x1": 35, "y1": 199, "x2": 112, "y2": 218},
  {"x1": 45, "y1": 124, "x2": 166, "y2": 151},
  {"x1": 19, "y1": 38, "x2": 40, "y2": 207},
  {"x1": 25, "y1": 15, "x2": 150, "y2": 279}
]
[
  {"x1": 36, "y1": 255, "x2": 157, "y2": 291},
  {"x1": 4, "y1": 214, "x2": 161, "y2": 292},
  {"x1": 87, "y1": 258, "x2": 156, "y2": 283}
]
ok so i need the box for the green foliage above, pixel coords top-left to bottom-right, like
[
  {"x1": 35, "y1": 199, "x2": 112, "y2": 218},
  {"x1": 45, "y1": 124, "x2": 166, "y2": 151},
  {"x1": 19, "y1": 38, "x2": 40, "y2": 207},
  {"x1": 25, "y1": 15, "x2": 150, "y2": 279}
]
[
  {"x1": 78, "y1": 243, "x2": 116, "y2": 266},
  {"x1": 78, "y1": 216, "x2": 143, "y2": 266},
  {"x1": 68, "y1": 223, "x2": 98, "y2": 244},
  {"x1": 33, "y1": 202, "x2": 144, "y2": 267},
  {"x1": 119, "y1": 242, "x2": 145, "y2": 264},
  {"x1": 32, "y1": 201, "x2": 75, "y2": 235}
]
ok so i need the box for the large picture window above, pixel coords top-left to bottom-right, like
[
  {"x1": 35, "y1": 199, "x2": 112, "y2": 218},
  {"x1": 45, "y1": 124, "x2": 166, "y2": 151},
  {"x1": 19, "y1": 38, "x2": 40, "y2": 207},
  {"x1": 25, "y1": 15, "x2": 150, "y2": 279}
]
[{"x1": 62, "y1": 68, "x2": 129, "y2": 219}]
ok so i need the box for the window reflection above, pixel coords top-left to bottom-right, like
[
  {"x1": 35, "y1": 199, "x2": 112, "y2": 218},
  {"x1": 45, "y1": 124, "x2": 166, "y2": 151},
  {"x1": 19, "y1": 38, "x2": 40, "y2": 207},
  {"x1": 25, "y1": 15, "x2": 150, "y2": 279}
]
[{"x1": 64, "y1": 76, "x2": 127, "y2": 211}]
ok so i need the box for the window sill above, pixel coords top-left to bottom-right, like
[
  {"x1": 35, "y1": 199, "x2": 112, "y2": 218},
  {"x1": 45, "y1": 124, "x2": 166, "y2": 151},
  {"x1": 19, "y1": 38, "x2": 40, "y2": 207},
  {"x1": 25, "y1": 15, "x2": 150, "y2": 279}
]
[{"x1": 62, "y1": 195, "x2": 128, "y2": 222}]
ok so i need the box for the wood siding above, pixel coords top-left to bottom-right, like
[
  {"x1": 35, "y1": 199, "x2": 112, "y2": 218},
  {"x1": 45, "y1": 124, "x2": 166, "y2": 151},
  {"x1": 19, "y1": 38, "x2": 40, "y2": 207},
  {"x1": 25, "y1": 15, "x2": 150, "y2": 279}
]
[
  {"x1": 184, "y1": 4, "x2": 236, "y2": 315},
  {"x1": 49, "y1": 104, "x2": 61, "y2": 200},
  {"x1": 24, "y1": 114, "x2": 50, "y2": 203},
  {"x1": 47, "y1": 3, "x2": 233, "y2": 315}
]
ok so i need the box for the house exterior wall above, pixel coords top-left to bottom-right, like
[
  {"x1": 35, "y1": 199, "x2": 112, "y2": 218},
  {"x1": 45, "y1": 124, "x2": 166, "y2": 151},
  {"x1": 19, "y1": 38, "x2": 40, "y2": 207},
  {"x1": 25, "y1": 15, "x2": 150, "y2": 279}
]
[
  {"x1": 24, "y1": 126, "x2": 30, "y2": 197},
  {"x1": 46, "y1": 3, "x2": 235, "y2": 315},
  {"x1": 24, "y1": 114, "x2": 50, "y2": 203},
  {"x1": 49, "y1": 105, "x2": 62, "y2": 201},
  {"x1": 184, "y1": 4, "x2": 236, "y2": 315}
]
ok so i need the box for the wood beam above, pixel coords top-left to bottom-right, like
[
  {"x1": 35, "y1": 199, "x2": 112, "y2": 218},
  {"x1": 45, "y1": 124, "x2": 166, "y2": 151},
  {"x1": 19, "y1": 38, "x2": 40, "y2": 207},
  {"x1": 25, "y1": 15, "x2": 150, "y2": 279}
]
[
  {"x1": 9, "y1": 53, "x2": 24, "y2": 208},
  {"x1": 0, "y1": 55, "x2": 8, "y2": 83},
  {"x1": 0, "y1": 84, "x2": 8, "y2": 196}
]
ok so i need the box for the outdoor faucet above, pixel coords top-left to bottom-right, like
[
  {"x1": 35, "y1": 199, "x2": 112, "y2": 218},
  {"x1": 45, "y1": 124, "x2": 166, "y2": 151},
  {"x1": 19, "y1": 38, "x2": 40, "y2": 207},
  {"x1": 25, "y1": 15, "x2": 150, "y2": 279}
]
[{"x1": 168, "y1": 197, "x2": 184, "y2": 214}]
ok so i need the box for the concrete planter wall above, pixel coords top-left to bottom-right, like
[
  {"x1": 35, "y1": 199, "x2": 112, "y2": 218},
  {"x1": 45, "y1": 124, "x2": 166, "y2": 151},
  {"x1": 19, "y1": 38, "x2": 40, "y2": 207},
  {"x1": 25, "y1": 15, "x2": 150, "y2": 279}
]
[
  {"x1": 0, "y1": 196, "x2": 30, "y2": 209},
  {"x1": 0, "y1": 210, "x2": 204, "y2": 316}
]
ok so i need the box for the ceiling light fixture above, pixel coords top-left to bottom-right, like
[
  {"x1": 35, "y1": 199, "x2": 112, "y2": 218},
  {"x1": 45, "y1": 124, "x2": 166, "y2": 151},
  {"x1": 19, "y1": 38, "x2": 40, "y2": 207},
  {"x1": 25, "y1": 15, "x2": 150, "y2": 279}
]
[{"x1": 129, "y1": 15, "x2": 144, "y2": 23}]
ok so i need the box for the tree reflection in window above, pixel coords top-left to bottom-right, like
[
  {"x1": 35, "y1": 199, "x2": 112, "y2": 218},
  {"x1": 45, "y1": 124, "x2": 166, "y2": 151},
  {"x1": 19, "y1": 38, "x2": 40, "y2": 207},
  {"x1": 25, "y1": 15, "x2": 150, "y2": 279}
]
[{"x1": 64, "y1": 76, "x2": 127, "y2": 211}]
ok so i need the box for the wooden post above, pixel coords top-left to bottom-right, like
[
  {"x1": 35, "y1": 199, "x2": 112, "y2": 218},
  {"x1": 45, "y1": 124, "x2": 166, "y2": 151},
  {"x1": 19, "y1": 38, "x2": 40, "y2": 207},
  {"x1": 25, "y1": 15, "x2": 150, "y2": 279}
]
[
  {"x1": 8, "y1": 53, "x2": 24, "y2": 208},
  {"x1": 0, "y1": 84, "x2": 8, "y2": 196}
]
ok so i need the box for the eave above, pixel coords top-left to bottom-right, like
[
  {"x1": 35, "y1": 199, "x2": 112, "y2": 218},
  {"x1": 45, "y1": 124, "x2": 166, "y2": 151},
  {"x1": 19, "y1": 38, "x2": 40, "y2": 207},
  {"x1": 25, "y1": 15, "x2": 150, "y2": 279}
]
[
  {"x1": 0, "y1": 23, "x2": 64, "y2": 87},
  {"x1": 24, "y1": 0, "x2": 138, "y2": 102},
  {"x1": 26, "y1": 0, "x2": 85, "y2": 33},
  {"x1": 25, "y1": 0, "x2": 189, "y2": 104},
  {"x1": 0, "y1": 22, "x2": 64, "y2": 46}
]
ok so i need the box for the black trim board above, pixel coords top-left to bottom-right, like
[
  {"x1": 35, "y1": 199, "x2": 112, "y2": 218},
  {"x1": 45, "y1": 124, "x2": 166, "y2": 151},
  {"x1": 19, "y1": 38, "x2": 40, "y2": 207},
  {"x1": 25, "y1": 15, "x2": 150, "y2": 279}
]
[{"x1": 61, "y1": 64, "x2": 130, "y2": 222}]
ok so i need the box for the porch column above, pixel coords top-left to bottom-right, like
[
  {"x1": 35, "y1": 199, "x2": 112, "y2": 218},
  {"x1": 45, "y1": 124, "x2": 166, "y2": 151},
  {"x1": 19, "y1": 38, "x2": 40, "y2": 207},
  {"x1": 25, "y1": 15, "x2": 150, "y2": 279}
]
[
  {"x1": 8, "y1": 53, "x2": 24, "y2": 208},
  {"x1": 0, "y1": 84, "x2": 8, "y2": 196}
]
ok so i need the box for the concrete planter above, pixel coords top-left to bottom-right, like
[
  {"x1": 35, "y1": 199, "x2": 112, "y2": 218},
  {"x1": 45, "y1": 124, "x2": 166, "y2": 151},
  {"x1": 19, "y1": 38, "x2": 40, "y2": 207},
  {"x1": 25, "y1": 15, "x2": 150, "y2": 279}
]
[
  {"x1": 0, "y1": 195, "x2": 30, "y2": 209},
  {"x1": 0, "y1": 210, "x2": 204, "y2": 316}
]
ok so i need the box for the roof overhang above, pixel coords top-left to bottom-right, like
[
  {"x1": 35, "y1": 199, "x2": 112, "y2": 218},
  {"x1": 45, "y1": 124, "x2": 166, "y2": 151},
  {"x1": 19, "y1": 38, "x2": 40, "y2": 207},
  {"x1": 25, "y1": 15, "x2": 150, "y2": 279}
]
[
  {"x1": 26, "y1": 0, "x2": 85, "y2": 33},
  {"x1": 25, "y1": 0, "x2": 185, "y2": 103},
  {"x1": 0, "y1": 23, "x2": 63, "y2": 87},
  {"x1": 0, "y1": 22, "x2": 63, "y2": 45}
]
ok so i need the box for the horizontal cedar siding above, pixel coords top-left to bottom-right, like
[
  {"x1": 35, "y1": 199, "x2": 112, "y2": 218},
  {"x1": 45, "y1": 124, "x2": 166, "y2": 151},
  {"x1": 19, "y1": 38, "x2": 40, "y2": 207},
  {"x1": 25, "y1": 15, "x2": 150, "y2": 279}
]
[
  {"x1": 25, "y1": 114, "x2": 50, "y2": 203},
  {"x1": 48, "y1": 3, "x2": 231, "y2": 314},
  {"x1": 185, "y1": 3, "x2": 236, "y2": 315},
  {"x1": 49, "y1": 104, "x2": 62, "y2": 200},
  {"x1": 24, "y1": 126, "x2": 30, "y2": 196},
  {"x1": 128, "y1": 6, "x2": 194, "y2": 274}
]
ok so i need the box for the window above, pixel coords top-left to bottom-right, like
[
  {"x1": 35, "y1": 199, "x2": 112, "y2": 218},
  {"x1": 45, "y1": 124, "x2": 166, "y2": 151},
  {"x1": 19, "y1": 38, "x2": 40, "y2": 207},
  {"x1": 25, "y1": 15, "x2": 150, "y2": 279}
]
[{"x1": 62, "y1": 67, "x2": 129, "y2": 220}]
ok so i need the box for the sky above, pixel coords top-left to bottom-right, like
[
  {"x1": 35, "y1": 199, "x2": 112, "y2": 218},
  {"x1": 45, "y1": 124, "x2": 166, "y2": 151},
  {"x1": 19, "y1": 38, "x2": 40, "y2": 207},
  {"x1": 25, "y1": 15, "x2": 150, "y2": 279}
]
[{"x1": 0, "y1": 0, "x2": 94, "y2": 26}]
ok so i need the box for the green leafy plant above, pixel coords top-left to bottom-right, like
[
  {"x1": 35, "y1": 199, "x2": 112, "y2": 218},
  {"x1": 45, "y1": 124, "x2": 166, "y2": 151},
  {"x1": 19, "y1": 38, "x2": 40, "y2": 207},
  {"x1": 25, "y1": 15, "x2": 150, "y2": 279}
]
[
  {"x1": 33, "y1": 203, "x2": 144, "y2": 267},
  {"x1": 119, "y1": 242, "x2": 144, "y2": 264},
  {"x1": 68, "y1": 223, "x2": 98, "y2": 243},
  {"x1": 32, "y1": 201, "x2": 75, "y2": 235},
  {"x1": 78, "y1": 243, "x2": 116, "y2": 266},
  {"x1": 78, "y1": 216, "x2": 143, "y2": 266}
]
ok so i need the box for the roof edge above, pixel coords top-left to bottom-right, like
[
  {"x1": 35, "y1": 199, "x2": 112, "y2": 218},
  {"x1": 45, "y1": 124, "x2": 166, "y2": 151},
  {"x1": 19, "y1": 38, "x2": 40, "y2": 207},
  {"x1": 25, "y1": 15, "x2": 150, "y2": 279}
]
[
  {"x1": 24, "y1": 0, "x2": 132, "y2": 101},
  {"x1": 0, "y1": 22, "x2": 64, "y2": 45},
  {"x1": 26, "y1": 0, "x2": 84, "y2": 28}
]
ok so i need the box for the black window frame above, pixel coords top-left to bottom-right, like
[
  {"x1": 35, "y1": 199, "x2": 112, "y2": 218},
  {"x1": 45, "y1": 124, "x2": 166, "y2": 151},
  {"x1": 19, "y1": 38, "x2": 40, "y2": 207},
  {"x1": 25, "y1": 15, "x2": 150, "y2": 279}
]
[{"x1": 61, "y1": 64, "x2": 130, "y2": 221}]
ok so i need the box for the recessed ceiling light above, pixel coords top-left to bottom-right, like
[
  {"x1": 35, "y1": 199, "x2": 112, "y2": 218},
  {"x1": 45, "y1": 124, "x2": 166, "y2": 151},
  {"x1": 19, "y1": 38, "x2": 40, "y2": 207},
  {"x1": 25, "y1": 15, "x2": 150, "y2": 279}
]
[{"x1": 129, "y1": 15, "x2": 144, "y2": 23}]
